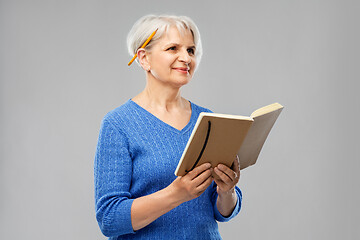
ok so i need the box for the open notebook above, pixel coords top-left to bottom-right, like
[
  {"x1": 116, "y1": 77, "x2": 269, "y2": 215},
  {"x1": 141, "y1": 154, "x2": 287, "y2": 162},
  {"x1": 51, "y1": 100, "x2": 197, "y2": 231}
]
[{"x1": 175, "y1": 103, "x2": 284, "y2": 176}]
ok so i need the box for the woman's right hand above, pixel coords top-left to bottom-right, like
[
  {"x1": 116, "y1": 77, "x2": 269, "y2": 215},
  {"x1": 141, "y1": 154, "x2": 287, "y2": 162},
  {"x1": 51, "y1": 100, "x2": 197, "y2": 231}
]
[
  {"x1": 168, "y1": 163, "x2": 213, "y2": 204},
  {"x1": 130, "y1": 163, "x2": 213, "y2": 231}
]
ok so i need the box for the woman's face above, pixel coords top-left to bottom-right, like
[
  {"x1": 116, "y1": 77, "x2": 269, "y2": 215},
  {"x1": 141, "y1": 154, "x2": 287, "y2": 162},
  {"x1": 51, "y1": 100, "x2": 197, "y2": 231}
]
[{"x1": 146, "y1": 26, "x2": 197, "y2": 88}]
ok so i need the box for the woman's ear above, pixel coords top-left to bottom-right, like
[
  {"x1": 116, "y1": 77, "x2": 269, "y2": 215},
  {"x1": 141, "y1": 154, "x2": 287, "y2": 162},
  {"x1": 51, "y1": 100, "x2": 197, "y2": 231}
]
[{"x1": 137, "y1": 48, "x2": 150, "y2": 71}]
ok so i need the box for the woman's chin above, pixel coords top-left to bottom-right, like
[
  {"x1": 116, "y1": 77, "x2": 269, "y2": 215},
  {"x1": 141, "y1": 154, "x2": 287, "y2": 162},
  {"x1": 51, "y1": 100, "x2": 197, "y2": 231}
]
[
  {"x1": 173, "y1": 75, "x2": 193, "y2": 85},
  {"x1": 172, "y1": 78, "x2": 192, "y2": 88}
]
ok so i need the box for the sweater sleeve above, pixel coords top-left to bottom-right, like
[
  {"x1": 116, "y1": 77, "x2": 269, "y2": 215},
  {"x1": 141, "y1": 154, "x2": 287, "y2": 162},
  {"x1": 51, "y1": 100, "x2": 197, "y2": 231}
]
[
  {"x1": 211, "y1": 182, "x2": 242, "y2": 222},
  {"x1": 94, "y1": 118, "x2": 135, "y2": 237}
]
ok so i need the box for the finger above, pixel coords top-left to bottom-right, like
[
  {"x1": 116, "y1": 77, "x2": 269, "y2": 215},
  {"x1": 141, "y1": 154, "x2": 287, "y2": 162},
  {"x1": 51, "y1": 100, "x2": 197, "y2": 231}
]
[
  {"x1": 214, "y1": 166, "x2": 233, "y2": 184},
  {"x1": 233, "y1": 155, "x2": 240, "y2": 175},
  {"x1": 196, "y1": 174, "x2": 213, "y2": 194},
  {"x1": 186, "y1": 163, "x2": 212, "y2": 180},
  {"x1": 192, "y1": 168, "x2": 212, "y2": 187},
  {"x1": 213, "y1": 177, "x2": 226, "y2": 190},
  {"x1": 230, "y1": 156, "x2": 240, "y2": 181},
  {"x1": 216, "y1": 164, "x2": 236, "y2": 182}
]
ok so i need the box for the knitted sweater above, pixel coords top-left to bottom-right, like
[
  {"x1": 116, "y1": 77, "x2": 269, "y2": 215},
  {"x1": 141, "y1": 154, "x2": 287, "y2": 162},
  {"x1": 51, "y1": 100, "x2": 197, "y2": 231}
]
[{"x1": 94, "y1": 99, "x2": 242, "y2": 240}]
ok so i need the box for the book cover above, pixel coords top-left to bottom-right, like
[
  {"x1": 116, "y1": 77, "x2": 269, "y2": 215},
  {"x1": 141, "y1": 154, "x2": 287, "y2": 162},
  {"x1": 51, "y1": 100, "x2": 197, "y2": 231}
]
[{"x1": 175, "y1": 103, "x2": 283, "y2": 176}]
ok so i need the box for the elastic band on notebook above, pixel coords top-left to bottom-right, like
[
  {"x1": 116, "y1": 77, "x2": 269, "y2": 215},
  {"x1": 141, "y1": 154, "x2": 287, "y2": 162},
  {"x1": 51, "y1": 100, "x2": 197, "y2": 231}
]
[{"x1": 186, "y1": 120, "x2": 211, "y2": 173}]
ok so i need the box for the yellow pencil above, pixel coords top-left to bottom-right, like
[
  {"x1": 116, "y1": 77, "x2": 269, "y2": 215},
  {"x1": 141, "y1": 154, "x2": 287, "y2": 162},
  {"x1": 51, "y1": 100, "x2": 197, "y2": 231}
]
[{"x1": 128, "y1": 28, "x2": 158, "y2": 66}]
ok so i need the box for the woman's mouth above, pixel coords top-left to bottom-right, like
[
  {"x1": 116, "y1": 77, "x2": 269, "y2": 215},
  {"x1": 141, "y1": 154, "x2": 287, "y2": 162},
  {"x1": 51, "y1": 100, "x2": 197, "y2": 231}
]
[{"x1": 173, "y1": 67, "x2": 189, "y2": 74}]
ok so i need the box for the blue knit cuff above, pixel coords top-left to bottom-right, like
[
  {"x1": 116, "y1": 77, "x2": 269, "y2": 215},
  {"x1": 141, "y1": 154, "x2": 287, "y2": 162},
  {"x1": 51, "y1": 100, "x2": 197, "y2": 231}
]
[
  {"x1": 99, "y1": 198, "x2": 136, "y2": 237},
  {"x1": 213, "y1": 187, "x2": 242, "y2": 222},
  {"x1": 119, "y1": 198, "x2": 136, "y2": 235}
]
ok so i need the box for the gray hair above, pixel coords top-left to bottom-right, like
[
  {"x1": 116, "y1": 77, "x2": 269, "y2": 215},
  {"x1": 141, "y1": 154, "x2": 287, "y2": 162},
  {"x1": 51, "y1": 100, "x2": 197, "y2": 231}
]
[{"x1": 127, "y1": 14, "x2": 203, "y2": 66}]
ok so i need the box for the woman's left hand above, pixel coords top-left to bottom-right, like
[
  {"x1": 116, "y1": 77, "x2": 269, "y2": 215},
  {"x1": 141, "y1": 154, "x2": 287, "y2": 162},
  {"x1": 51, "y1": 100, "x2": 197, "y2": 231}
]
[{"x1": 212, "y1": 155, "x2": 240, "y2": 195}]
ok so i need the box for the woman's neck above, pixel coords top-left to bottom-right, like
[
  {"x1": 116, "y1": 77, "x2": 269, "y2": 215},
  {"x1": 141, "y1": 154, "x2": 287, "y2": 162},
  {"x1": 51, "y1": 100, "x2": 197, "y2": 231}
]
[{"x1": 133, "y1": 78, "x2": 188, "y2": 113}]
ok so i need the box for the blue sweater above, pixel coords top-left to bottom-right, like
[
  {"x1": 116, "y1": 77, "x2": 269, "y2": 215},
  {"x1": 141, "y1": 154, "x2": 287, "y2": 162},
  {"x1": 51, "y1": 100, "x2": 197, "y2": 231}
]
[{"x1": 94, "y1": 99, "x2": 242, "y2": 240}]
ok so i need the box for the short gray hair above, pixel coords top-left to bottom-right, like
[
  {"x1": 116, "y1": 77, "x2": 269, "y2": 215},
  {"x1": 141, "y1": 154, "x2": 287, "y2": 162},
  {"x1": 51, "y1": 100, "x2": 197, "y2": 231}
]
[{"x1": 127, "y1": 14, "x2": 203, "y2": 66}]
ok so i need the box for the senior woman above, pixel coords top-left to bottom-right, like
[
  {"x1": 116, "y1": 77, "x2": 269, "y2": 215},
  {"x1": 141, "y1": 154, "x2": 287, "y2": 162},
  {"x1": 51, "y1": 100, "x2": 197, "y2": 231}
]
[{"x1": 94, "y1": 14, "x2": 242, "y2": 239}]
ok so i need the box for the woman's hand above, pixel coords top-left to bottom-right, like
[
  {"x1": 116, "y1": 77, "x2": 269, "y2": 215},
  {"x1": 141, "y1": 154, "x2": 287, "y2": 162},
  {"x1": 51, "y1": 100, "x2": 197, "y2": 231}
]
[
  {"x1": 131, "y1": 163, "x2": 213, "y2": 231},
  {"x1": 213, "y1": 156, "x2": 240, "y2": 217},
  {"x1": 213, "y1": 155, "x2": 240, "y2": 195},
  {"x1": 168, "y1": 163, "x2": 213, "y2": 204}
]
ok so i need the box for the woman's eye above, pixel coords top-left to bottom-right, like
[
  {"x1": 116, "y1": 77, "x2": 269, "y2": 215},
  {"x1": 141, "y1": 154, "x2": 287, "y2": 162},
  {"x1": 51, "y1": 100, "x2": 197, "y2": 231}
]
[
  {"x1": 167, "y1": 46, "x2": 176, "y2": 51},
  {"x1": 187, "y1": 48, "x2": 195, "y2": 55}
]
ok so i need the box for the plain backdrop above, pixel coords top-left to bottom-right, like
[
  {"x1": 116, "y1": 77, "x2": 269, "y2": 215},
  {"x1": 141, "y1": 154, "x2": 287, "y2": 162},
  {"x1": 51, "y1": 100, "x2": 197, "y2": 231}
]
[{"x1": 1, "y1": 0, "x2": 359, "y2": 239}]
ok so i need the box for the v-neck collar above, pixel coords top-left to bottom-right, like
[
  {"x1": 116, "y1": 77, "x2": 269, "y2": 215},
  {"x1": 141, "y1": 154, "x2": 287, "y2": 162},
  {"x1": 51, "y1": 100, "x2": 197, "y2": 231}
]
[{"x1": 128, "y1": 99, "x2": 195, "y2": 134}]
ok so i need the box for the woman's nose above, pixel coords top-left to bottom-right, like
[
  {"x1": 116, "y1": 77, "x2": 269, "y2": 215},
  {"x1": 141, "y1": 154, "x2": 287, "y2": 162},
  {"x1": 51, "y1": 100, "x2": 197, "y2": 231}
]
[{"x1": 178, "y1": 49, "x2": 191, "y2": 63}]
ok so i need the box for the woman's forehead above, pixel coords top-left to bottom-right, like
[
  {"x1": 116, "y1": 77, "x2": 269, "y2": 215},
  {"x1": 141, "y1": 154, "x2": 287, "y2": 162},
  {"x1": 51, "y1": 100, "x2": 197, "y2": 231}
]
[{"x1": 157, "y1": 26, "x2": 194, "y2": 46}]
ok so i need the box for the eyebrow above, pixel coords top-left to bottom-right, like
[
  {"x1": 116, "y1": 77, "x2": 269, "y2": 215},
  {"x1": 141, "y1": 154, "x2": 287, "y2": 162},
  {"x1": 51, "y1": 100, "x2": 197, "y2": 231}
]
[{"x1": 163, "y1": 43, "x2": 196, "y2": 49}]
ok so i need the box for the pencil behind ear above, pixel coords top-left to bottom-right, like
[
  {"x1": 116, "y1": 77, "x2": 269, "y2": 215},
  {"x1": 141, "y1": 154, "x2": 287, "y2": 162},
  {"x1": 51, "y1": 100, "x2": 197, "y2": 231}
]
[{"x1": 137, "y1": 48, "x2": 150, "y2": 71}]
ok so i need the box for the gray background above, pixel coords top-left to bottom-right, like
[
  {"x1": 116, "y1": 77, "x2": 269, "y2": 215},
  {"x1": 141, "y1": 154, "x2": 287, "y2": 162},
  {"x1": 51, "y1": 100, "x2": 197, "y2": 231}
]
[{"x1": 1, "y1": 0, "x2": 359, "y2": 239}]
